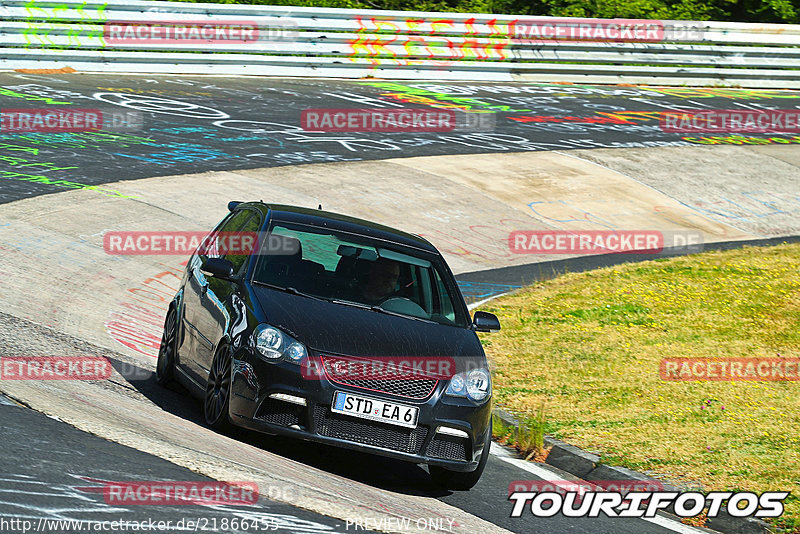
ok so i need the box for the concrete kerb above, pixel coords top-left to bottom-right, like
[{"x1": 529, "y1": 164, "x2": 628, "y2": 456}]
[
  {"x1": 491, "y1": 408, "x2": 776, "y2": 534},
  {"x1": 459, "y1": 235, "x2": 800, "y2": 289}
]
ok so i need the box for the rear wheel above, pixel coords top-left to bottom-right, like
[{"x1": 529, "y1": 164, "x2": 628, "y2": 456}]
[
  {"x1": 429, "y1": 418, "x2": 492, "y2": 490},
  {"x1": 156, "y1": 308, "x2": 177, "y2": 386},
  {"x1": 204, "y1": 344, "x2": 233, "y2": 432}
]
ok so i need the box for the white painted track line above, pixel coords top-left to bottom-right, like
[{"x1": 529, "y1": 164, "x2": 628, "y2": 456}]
[{"x1": 490, "y1": 444, "x2": 713, "y2": 534}]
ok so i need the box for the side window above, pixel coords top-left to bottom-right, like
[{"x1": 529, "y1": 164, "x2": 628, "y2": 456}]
[
  {"x1": 202, "y1": 209, "x2": 255, "y2": 271},
  {"x1": 192, "y1": 212, "x2": 235, "y2": 261},
  {"x1": 224, "y1": 213, "x2": 261, "y2": 276},
  {"x1": 406, "y1": 266, "x2": 429, "y2": 312},
  {"x1": 433, "y1": 268, "x2": 455, "y2": 322}
]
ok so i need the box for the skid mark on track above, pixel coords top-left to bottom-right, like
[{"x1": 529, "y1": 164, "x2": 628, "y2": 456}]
[{"x1": 105, "y1": 261, "x2": 185, "y2": 358}]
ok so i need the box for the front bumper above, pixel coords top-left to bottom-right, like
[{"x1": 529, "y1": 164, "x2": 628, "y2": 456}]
[{"x1": 229, "y1": 348, "x2": 492, "y2": 472}]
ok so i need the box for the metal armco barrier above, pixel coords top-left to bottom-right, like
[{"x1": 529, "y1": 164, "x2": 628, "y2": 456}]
[{"x1": 1, "y1": 0, "x2": 799, "y2": 87}]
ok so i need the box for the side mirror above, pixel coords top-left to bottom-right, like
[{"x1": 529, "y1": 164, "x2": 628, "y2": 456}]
[
  {"x1": 473, "y1": 311, "x2": 500, "y2": 332},
  {"x1": 201, "y1": 257, "x2": 235, "y2": 280}
]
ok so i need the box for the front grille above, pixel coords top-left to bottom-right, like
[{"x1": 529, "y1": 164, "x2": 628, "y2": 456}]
[
  {"x1": 313, "y1": 405, "x2": 428, "y2": 454},
  {"x1": 320, "y1": 355, "x2": 438, "y2": 399},
  {"x1": 426, "y1": 434, "x2": 470, "y2": 461},
  {"x1": 256, "y1": 398, "x2": 304, "y2": 427}
]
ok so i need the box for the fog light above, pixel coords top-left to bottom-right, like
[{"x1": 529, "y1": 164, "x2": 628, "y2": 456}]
[
  {"x1": 436, "y1": 426, "x2": 469, "y2": 438},
  {"x1": 269, "y1": 393, "x2": 307, "y2": 406}
]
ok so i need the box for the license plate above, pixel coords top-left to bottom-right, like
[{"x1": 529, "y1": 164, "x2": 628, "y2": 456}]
[{"x1": 331, "y1": 391, "x2": 419, "y2": 429}]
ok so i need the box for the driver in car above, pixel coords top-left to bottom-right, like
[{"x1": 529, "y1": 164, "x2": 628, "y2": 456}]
[{"x1": 360, "y1": 258, "x2": 401, "y2": 305}]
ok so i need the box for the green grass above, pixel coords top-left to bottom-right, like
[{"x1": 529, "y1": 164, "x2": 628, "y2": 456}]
[{"x1": 481, "y1": 243, "x2": 800, "y2": 531}]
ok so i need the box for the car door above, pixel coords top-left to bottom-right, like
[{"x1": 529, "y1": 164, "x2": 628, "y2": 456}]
[
  {"x1": 193, "y1": 210, "x2": 262, "y2": 381},
  {"x1": 181, "y1": 209, "x2": 254, "y2": 384}
]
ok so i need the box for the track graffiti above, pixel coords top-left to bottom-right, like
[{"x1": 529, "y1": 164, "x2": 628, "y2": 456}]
[
  {"x1": 0, "y1": 474, "x2": 340, "y2": 534},
  {"x1": 0, "y1": 86, "x2": 71, "y2": 105},
  {"x1": 688, "y1": 191, "x2": 800, "y2": 229},
  {"x1": 400, "y1": 83, "x2": 800, "y2": 100},
  {"x1": 683, "y1": 135, "x2": 800, "y2": 145},
  {"x1": 2, "y1": 74, "x2": 799, "y2": 205},
  {"x1": 1, "y1": 83, "x2": 96, "y2": 103},
  {"x1": 0, "y1": 142, "x2": 136, "y2": 198},
  {"x1": 106, "y1": 262, "x2": 186, "y2": 358},
  {"x1": 93, "y1": 93, "x2": 230, "y2": 119},
  {"x1": 526, "y1": 199, "x2": 745, "y2": 238}
]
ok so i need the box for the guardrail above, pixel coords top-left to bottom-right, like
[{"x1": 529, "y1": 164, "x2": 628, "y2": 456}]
[{"x1": 1, "y1": 0, "x2": 799, "y2": 87}]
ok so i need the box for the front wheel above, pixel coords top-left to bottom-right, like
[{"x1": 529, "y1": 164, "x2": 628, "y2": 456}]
[
  {"x1": 204, "y1": 344, "x2": 233, "y2": 432},
  {"x1": 156, "y1": 308, "x2": 178, "y2": 386},
  {"x1": 429, "y1": 418, "x2": 492, "y2": 491}
]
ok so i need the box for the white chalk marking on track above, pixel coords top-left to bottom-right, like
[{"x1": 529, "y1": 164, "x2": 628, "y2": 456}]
[
  {"x1": 490, "y1": 444, "x2": 710, "y2": 534},
  {"x1": 467, "y1": 292, "x2": 510, "y2": 311},
  {"x1": 0, "y1": 394, "x2": 18, "y2": 407}
]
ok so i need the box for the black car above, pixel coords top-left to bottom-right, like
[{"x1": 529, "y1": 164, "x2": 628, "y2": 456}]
[{"x1": 156, "y1": 202, "x2": 501, "y2": 489}]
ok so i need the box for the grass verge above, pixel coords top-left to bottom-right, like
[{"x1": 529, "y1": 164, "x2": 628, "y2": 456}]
[{"x1": 480, "y1": 242, "x2": 800, "y2": 531}]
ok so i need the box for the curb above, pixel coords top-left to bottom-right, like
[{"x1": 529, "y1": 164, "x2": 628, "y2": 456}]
[{"x1": 492, "y1": 407, "x2": 776, "y2": 534}]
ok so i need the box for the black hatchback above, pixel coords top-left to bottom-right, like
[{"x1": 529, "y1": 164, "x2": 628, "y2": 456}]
[{"x1": 156, "y1": 202, "x2": 501, "y2": 489}]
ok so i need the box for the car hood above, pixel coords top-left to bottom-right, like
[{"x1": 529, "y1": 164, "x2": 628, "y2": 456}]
[{"x1": 252, "y1": 285, "x2": 484, "y2": 363}]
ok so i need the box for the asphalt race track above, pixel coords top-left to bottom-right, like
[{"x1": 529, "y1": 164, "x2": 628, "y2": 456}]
[
  {"x1": 0, "y1": 390, "x2": 355, "y2": 534},
  {"x1": 0, "y1": 310, "x2": 701, "y2": 534},
  {"x1": 3, "y1": 73, "x2": 800, "y2": 206},
  {"x1": 1, "y1": 72, "x2": 799, "y2": 534}
]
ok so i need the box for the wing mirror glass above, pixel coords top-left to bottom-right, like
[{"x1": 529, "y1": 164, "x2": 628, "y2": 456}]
[
  {"x1": 472, "y1": 311, "x2": 501, "y2": 332},
  {"x1": 201, "y1": 257, "x2": 235, "y2": 280}
]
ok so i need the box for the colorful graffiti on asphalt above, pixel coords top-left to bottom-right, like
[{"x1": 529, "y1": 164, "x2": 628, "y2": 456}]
[
  {"x1": 683, "y1": 135, "x2": 800, "y2": 145},
  {"x1": 2, "y1": 74, "x2": 800, "y2": 204},
  {"x1": 0, "y1": 141, "x2": 137, "y2": 198},
  {"x1": 0, "y1": 86, "x2": 72, "y2": 105}
]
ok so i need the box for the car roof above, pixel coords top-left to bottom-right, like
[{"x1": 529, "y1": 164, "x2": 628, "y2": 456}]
[{"x1": 237, "y1": 202, "x2": 439, "y2": 254}]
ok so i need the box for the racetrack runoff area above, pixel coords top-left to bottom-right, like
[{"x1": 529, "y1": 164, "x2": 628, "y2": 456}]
[{"x1": 0, "y1": 74, "x2": 798, "y2": 534}]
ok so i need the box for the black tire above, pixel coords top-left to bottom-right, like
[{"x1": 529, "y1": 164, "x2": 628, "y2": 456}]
[
  {"x1": 156, "y1": 308, "x2": 178, "y2": 386},
  {"x1": 429, "y1": 417, "x2": 492, "y2": 491},
  {"x1": 204, "y1": 344, "x2": 233, "y2": 432}
]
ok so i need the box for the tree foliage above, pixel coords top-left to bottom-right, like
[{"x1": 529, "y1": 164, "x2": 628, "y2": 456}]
[{"x1": 169, "y1": 0, "x2": 800, "y2": 22}]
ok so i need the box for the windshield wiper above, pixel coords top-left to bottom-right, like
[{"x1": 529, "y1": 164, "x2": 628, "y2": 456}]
[
  {"x1": 330, "y1": 299, "x2": 436, "y2": 324},
  {"x1": 330, "y1": 298, "x2": 370, "y2": 309},
  {"x1": 252, "y1": 281, "x2": 328, "y2": 302}
]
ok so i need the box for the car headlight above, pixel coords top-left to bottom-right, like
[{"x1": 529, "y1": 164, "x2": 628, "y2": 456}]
[
  {"x1": 252, "y1": 324, "x2": 307, "y2": 364},
  {"x1": 445, "y1": 368, "x2": 491, "y2": 402}
]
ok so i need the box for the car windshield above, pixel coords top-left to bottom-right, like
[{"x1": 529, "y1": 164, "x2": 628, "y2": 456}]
[{"x1": 252, "y1": 221, "x2": 469, "y2": 327}]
